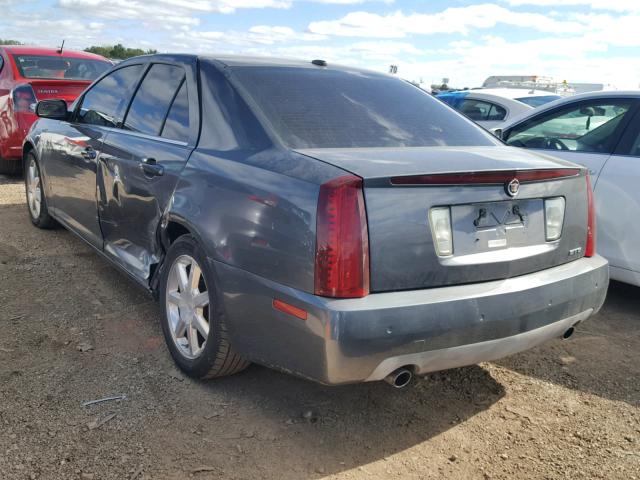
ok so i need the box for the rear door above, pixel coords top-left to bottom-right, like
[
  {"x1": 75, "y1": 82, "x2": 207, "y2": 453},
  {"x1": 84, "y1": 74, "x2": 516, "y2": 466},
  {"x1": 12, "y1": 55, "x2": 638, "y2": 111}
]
[
  {"x1": 98, "y1": 60, "x2": 198, "y2": 282},
  {"x1": 43, "y1": 63, "x2": 144, "y2": 248},
  {"x1": 503, "y1": 98, "x2": 639, "y2": 182}
]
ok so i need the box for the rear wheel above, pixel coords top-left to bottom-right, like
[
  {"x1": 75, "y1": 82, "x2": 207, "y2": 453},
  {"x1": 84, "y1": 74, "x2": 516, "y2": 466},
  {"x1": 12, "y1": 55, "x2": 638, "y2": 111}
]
[
  {"x1": 0, "y1": 157, "x2": 22, "y2": 175},
  {"x1": 25, "y1": 153, "x2": 56, "y2": 229},
  {"x1": 159, "y1": 235, "x2": 249, "y2": 379}
]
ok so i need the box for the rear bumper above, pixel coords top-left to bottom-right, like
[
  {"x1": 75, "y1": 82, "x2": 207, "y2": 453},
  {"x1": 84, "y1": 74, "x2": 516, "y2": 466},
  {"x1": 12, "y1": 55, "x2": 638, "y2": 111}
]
[{"x1": 216, "y1": 255, "x2": 609, "y2": 385}]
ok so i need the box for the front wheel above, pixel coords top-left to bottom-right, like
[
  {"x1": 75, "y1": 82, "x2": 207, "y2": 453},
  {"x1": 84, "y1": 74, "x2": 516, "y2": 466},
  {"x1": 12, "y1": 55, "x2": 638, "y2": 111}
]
[
  {"x1": 159, "y1": 235, "x2": 249, "y2": 379},
  {"x1": 24, "y1": 153, "x2": 57, "y2": 229}
]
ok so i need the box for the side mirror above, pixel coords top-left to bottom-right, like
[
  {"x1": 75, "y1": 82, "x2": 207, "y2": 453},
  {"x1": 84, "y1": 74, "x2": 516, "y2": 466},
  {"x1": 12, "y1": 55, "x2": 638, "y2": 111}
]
[
  {"x1": 491, "y1": 128, "x2": 503, "y2": 139},
  {"x1": 36, "y1": 99, "x2": 68, "y2": 120}
]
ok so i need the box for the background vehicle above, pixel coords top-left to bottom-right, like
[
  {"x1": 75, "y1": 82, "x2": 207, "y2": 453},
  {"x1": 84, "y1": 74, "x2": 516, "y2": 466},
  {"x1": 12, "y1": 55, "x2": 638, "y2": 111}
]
[
  {"x1": 500, "y1": 91, "x2": 640, "y2": 287},
  {"x1": 438, "y1": 89, "x2": 561, "y2": 129},
  {"x1": 0, "y1": 45, "x2": 112, "y2": 174},
  {"x1": 23, "y1": 54, "x2": 607, "y2": 386}
]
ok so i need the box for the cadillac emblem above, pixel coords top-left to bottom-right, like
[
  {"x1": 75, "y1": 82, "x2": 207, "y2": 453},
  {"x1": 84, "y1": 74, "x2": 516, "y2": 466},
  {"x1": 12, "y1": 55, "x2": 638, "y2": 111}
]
[{"x1": 506, "y1": 178, "x2": 520, "y2": 197}]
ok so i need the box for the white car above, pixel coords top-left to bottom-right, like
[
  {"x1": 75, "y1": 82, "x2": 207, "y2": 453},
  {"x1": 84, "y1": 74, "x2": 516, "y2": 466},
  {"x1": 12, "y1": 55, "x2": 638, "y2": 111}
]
[
  {"x1": 437, "y1": 89, "x2": 561, "y2": 129},
  {"x1": 500, "y1": 91, "x2": 640, "y2": 286}
]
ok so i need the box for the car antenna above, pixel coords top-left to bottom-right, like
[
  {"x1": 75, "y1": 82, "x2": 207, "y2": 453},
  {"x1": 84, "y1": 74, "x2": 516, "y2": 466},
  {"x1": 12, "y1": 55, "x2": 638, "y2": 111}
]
[{"x1": 57, "y1": 40, "x2": 65, "y2": 54}]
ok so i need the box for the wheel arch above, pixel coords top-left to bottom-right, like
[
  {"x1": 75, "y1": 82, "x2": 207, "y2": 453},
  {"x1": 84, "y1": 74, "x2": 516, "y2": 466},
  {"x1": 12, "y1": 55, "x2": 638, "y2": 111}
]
[{"x1": 150, "y1": 212, "x2": 212, "y2": 299}]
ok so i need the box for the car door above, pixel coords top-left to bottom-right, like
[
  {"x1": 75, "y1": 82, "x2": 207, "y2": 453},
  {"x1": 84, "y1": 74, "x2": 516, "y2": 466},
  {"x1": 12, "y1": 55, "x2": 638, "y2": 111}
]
[
  {"x1": 43, "y1": 63, "x2": 144, "y2": 248},
  {"x1": 503, "y1": 98, "x2": 638, "y2": 182},
  {"x1": 97, "y1": 61, "x2": 198, "y2": 282},
  {"x1": 591, "y1": 108, "x2": 640, "y2": 282}
]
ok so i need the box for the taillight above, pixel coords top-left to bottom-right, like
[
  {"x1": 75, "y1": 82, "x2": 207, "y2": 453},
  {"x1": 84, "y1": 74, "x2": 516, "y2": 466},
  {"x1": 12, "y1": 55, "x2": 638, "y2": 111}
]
[
  {"x1": 315, "y1": 175, "x2": 370, "y2": 298},
  {"x1": 12, "y1": 84, "x2": 37, "y2": 112},
  {"x1": 585, "y1": 173, "x2": 596, "y2": 257}
]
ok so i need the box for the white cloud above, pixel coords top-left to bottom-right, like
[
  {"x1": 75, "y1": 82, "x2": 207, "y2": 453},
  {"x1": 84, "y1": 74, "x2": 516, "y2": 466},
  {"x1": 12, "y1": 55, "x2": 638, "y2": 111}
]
[
  {"x1": 502, "y1": 0, "x2": 640, "y2": 12},
  {"x1": 307, "y1": 4, "x2": 585, "y2": 38}
]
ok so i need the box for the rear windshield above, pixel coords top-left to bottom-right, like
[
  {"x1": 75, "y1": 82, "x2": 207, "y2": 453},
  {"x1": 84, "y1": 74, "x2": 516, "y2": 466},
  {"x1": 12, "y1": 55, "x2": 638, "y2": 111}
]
[
  {"x1": 516, "y1": 95, "x2": 561, "y2": 108},
  {"x1": 13, "y1": 55, "x2": 112, "y2": 81},
  {"x1": 232, "y1": 67, "x2": 497, "y2": 149}
]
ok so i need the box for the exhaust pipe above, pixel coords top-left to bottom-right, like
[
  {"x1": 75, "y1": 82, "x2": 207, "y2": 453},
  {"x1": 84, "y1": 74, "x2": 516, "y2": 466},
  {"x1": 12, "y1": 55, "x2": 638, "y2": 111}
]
[
  {"x1": 562, "y1": 327, "x2": 575, "y2": 339},
  {"x1": 384, "y1": 367, "x2": 413, "y2": 389}
]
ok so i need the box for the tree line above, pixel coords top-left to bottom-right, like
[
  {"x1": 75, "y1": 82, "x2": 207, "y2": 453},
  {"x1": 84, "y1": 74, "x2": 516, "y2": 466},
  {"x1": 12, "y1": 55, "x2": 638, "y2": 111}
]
[{"x1": 0, "y1": 40, "x2": 157, "y2": 60}]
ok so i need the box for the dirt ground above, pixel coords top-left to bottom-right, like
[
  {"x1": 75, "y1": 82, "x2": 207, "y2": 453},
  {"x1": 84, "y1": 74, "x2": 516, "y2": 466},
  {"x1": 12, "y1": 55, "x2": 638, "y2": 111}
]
[{"x1": 0, "y1": 174, "x2": 638, "y2": 480}]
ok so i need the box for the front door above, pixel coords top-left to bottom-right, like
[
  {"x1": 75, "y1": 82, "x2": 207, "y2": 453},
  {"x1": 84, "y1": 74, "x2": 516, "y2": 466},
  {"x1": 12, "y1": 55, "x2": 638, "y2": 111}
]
[
  {"x1": 44, "y1": 63, "x2": 145, "y2": 248},
  {"x1": 43, "y1": 123, "x2": 107, "y2": 248},
  {"x1": 504, "y1": 98, "x2": 638, "y2": 182},
  {"x1": 98, "y1": 62, "x2": 196, "y2": 282},
  {"x1": 594, "y1": 109, "x2": 640, "y2": 277}
]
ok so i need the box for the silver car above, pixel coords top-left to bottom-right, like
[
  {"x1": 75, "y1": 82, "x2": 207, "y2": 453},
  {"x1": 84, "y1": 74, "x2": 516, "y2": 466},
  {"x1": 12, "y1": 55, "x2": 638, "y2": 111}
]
[{"x1": 24, "y1": 54, "x2": 608, "y2": 387}]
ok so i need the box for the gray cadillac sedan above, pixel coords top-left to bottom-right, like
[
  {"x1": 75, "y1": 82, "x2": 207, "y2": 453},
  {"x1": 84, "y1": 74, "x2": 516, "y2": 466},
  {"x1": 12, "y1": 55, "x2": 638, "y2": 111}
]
[{"x1": 23, "y1": 54, "x2": 608, "y2": 387}]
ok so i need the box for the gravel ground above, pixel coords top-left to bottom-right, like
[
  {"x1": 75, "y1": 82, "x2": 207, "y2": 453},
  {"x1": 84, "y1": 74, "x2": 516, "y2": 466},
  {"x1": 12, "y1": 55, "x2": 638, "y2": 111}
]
[{"x1": 0, "y1": 174, "x2": 638, "y2": 480}]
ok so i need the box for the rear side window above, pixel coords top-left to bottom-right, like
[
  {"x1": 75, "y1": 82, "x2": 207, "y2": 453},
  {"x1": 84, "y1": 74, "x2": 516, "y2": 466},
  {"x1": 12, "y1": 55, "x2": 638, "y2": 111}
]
[
  {"x1": 460, "y1": 99, "x2": 506, "y2": 122},
  {"x1": 78, "y1": 65, "x2": 143, "y2": 127},
  {"x1": 161, "y1": 81, "x2": 189, "y2": 142},
  {"x1": 124, "y1": 64, "x2": 186, "y2": 137},
  {"x1": 232, "y1": 67, "x2": 497, "y2": 149}
]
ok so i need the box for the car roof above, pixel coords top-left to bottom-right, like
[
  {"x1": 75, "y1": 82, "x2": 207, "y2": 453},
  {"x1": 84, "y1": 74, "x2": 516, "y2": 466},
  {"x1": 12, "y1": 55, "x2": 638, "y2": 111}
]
[
  {"x1": 121, "y1": 52, "x2": 384, "y2": 75},
  {"x1": 470, "y1": 88, "x2": 560, "y2": 99},
  {"x1": 1, "y1": 45, "x2": 109, "y2": 61},
  {"x1": 501, "y1": 90, "x2": 640, "y2": 129}
]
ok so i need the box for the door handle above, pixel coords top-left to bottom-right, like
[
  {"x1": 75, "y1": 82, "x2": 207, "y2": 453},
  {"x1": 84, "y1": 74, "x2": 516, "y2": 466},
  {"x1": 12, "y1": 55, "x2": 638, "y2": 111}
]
[
  {"x1": 139, "y1": 157, "x2": 164, "y2": 177},
  {"x1": 81, "y1": 147, "x2": 97, "y2": 160}
]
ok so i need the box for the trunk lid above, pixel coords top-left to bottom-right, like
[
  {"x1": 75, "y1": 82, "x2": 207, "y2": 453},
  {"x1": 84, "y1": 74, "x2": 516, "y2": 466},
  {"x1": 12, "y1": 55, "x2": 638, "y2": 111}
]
[
  {"x1": 298, "y1": 146, "x2": 589, "y2": 292},
  {"x1": 28, "y1": 79, "x2": 91, "y2": 103}
]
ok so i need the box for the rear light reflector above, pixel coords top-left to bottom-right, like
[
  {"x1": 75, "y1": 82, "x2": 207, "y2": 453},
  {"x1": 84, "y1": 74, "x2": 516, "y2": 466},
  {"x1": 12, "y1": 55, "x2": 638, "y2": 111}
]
[
  {"x1": 273, "y1": 299, "x2": 307, "y2": 321},
  {"x1": 429, "y1": 207, "x2": 453, "y2": 256},
  {"x1": 585, "y1": 174, "x2": 596, "y2": 257},
  {"x1": 12, "y1": 84, "x2": 37, "y2": 112},
  {"x1": 315, "y1": 175, "x2": 370, "y2": 298},
  {"x1": 391, "y1": 169, "x2": 581, "y2": 186},
  {"x1": 544, "y1": 197, "x2": 565, "y2": 241}
]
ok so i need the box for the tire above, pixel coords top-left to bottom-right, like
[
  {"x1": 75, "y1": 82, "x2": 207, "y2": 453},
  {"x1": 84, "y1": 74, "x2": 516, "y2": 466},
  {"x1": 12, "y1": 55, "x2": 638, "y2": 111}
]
[
  {"x1": 24, "y1": 153, "x2": 57, "y2": 229},
  {"x1": 159, "y1": 235, "x2": 249, "y2": 379},
  {"x1": 0, "y1": 157, "x2": 22, "y2": 175}
]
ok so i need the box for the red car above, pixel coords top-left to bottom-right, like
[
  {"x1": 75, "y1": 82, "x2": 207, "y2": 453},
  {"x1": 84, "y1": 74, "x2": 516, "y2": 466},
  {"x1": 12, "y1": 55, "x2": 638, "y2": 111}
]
[{"x1": 0, "y1": 46, "x2": 112, "y2": 174}]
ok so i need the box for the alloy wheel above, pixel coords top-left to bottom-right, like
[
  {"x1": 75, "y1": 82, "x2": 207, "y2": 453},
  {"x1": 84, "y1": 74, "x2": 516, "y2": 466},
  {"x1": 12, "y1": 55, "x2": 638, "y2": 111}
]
[
  {"x1": 165, "y1": 255, "x2": 211, "y2": 359},
  {"x1": 26, "y1": 158, "x2": 42, "y2": 219}
]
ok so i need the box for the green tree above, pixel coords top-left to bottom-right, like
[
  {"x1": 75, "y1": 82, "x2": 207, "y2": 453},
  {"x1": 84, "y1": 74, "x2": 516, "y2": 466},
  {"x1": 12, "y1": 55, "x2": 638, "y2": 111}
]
[
  {"x1": 0, "y1": 39, "x2": 23, "y2": 45},
  {"x1": 84, "y1": 43, "x2": 157, "y2": 60}
]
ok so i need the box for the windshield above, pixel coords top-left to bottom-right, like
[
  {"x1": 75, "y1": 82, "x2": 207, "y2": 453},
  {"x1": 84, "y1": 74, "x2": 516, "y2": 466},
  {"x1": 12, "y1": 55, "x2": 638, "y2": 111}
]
[
  {"x1": 516, "y1": 95, "x2": 561, "y2": 108},
  {"x1": 13, "y1": 55, "x2": 112, "y2": 81},
  {"x1": 232, "y1": 67, "x2": 497, "y2": 149}
]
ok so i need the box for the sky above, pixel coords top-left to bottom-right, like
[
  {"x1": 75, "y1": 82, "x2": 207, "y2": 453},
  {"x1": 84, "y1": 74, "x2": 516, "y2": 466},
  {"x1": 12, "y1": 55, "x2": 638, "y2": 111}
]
[{"x1": 2, "y1": 0, "x2": 640, "y2": 89}]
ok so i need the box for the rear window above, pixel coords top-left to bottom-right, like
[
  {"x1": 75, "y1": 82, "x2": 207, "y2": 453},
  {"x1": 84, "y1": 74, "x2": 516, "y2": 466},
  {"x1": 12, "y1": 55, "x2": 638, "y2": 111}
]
[
  {"x1": 516, "y1": 95, "x2": 561, "y2": 108},
  {"x1": 232, "y1": 67, "x2": 497, "y2": 149},
  {"x1": 13, "y1": 55, "x2": 111, "y2": 81}
]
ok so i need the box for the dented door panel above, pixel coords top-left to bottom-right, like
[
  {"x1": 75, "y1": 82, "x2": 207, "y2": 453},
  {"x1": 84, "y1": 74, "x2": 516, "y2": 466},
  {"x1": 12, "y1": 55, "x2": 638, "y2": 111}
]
[{"x1": 97, "y1": 132, "x2": 192, "y2": 281}]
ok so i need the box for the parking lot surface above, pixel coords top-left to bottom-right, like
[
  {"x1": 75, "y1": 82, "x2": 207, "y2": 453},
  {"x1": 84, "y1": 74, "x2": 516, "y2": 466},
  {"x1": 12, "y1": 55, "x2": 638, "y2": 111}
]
[{"x1": 0, "y1": 175, "x2": 638, "y2": 480}]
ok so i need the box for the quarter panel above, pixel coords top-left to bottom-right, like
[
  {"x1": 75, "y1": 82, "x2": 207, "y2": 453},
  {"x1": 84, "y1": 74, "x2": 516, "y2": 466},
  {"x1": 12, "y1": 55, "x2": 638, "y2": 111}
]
[{"x1": 169, "y1": 148, "x2": 327, "y2": 293}]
